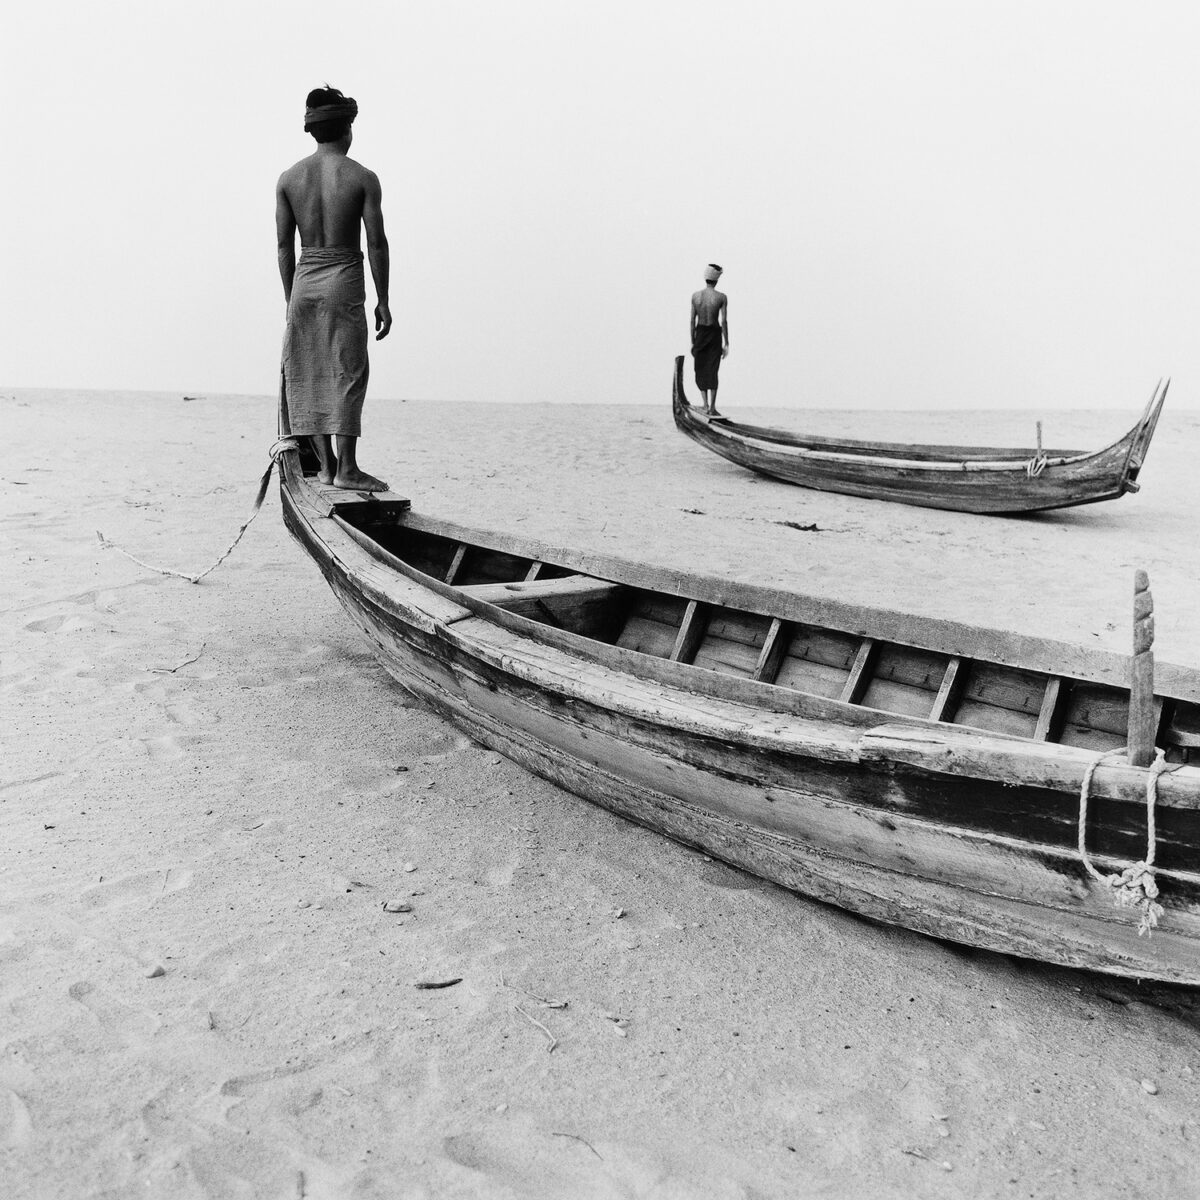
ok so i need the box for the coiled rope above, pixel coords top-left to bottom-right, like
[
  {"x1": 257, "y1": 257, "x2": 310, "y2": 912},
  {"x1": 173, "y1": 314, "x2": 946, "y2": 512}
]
[
  {"x1": 1077, "y1": 746, "x2": 1172, "y2": 936},
  {"x1": 96, "y1": 438, "x2": 301, "y2": 584}
]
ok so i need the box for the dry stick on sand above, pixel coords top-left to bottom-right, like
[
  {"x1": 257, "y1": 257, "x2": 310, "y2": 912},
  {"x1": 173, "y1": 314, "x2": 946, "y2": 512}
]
[
  {"x1": 551, "y1": 1132, "x2": 602, "y2": 1159},
  {"x1": 151, "y1": 643, "x2": 207, "y2": 674},
  {"x1": 902, "y1": 1147, "x2": 952, "y2": 1171},
  {"x1": 499, "y1": 972, "x2": 568, "y2": 1009},
  {"x1": 514, "y1": 1005, "x2": 558, "y2": 1053}
]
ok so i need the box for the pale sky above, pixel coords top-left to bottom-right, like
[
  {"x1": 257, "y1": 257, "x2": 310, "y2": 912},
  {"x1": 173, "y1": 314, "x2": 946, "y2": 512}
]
[{"x1": 4, "y1": 0, "x2": 1198, "y2": 410}]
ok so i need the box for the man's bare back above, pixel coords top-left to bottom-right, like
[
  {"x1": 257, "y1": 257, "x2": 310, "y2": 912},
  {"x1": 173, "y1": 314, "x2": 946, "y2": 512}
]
[
  {"x1": 278, "y1": 154, "x2": 377, "y2": 250},
  {"x1": 276, "y1": 151, "x2": 390, "y2": 327},
  {"x1": 690, "y1": 286, "x2": 727, "y2": 327}
]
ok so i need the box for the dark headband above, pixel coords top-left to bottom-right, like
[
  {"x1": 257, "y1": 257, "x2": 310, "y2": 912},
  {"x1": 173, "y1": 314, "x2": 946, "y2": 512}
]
[{"x1": 304, "y1": 100, "x2": 358, "y2": 131}]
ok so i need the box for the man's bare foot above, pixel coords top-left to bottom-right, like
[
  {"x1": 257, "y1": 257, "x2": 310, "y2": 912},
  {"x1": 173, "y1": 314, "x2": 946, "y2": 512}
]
[
  {"x1": 317, "y1": 466, "x2": 337, "y2": 485},
  {"x1": 333, "y1": 468, "x2": 389, "y2": 492}
]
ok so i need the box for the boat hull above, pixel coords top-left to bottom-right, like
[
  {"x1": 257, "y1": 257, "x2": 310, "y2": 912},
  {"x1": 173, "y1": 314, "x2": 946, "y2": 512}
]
[
  {"x1": 282, "y1": 479, "x2": 1200, "y2": 983},
  {"x1": 672, "y1": 357, "x2": 1166, "y2": 514}
]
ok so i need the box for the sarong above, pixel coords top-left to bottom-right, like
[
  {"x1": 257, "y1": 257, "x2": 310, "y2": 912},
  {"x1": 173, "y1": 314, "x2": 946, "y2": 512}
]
[
  {"x1": 280, "y1": 247, "x2": 369, "y2": 437},
  {"x1": 692, "y1": 323, "x2": 723, "y2": 391}
]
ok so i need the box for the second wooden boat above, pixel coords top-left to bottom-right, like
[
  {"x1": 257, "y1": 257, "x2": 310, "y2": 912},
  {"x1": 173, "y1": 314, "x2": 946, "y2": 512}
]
[
  {"x1": 281, "y1": 449, "x2": 1200, "y2": 984},
  {"x1": 672, "y1": 357, "x2": 1167, "y2": 514}
]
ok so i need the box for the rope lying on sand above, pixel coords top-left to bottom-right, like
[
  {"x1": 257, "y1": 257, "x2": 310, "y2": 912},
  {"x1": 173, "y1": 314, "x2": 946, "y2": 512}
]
[
  {"x1": 96, "y1": 439, "x2": 300, "y2": 584},
  {"x1": 1077, "y1": 746, "x2": 1172, "y2": 936}
]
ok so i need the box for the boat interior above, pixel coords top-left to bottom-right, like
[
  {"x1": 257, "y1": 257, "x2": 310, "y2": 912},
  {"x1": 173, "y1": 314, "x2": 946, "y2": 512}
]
[
  {"x1": 692, "y1": 417, "x2": 1083, "y2": 464},
  {"x1": 331, "y1": 499, "x2": 1199, "y2": 764}
]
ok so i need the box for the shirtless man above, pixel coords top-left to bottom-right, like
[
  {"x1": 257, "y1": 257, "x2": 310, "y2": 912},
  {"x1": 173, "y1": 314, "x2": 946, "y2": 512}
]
[
  {"x1": 690, "y1": 264, "x2": 729, "y2": 416},
  {"x1": 276, "y1": 86, "x2": 391, "y2": 491}
]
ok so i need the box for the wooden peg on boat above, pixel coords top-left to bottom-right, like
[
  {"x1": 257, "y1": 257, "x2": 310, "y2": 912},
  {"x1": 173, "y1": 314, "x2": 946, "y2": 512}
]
[{"x1": 1128, "y1": 569, "x2": 1156, "y2": 767}]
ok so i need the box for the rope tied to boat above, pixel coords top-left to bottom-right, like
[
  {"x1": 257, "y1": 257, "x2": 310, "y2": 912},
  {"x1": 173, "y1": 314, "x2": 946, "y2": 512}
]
[
  {"x1": 1076, "y1": 746, "x2": 1171, "y2": 936},
  {"x1": 96, "y1": 438, "x2": 301, "y2": 584},
  {"x1": 1025, "y1": 419, "x2": 1047, "y2": 477}
]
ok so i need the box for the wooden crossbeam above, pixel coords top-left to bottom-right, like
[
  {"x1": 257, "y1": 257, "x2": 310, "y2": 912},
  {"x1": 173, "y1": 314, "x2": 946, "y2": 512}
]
[
  {"x1": 752, "y1": 619, "x2": 790, "y2": 684},
  {"x1": 444, "y1": 544, "x2": 468, "y2": 585},
  {"x1": 928, "y1": 657, "x2": 964, "y2": 723},
  {"x1": 839, "y1": 638, "x2": 877, "y2": 705},
  {"x1": 670, "y1": 601, "x2": 709, "y2": 665},
  {"x1": 1033, "y1": 677, "x2": 1066, "y2": 742}
]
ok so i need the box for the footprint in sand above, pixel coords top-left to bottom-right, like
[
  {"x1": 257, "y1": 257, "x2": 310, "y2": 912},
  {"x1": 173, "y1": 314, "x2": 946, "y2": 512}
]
[
  {"x1": 131, "y1": 679, "x2": 218, "y2": 729},
  {"x1": 697, "y1": 859, "x2": 760, "y2": 891},
  {"x1": 410, "y1": 728, "x2": 476, "y2": 761},
  {"x1": 0, "y1": 1089, "x2": 33, "y2": 1150},
  {"x1": 79, "y1": 867, "x2": 193, "y2": 910},
  {"x1": 140, "y1": 734, "x2": 190, "y2": 762},
  {"x1": 484, "y1": 854, "x2": 520, "y2": 889},
  {"x1": 23, "y1": 613, "x2": 97, "y2": 634},
  {"x1": 0, "y1": 772, "x2": 64, "y2": 801},
  {"x1": 67, "y1": 980, "x2": 161, "y2": 1040}
]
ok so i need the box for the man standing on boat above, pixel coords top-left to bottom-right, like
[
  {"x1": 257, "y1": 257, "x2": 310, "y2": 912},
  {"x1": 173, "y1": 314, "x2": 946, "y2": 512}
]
[
  {"x1": 276, "y1": 85, "x2": 392, "y2": 492},
  {"x1": 690, "y1": 263, "x2": 729, "y2": 415}
]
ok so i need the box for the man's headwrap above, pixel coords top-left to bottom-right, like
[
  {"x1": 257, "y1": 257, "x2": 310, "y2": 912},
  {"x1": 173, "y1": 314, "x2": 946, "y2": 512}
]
[
  {"x1": 704, "y1": 263, "x2": 723, "y2": 283},
  {"x1": 304, "y1": 98, "x2": 359, "y2": 132}
]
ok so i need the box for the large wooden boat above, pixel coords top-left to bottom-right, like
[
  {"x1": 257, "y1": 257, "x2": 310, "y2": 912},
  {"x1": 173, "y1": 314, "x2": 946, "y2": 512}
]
[
  {"x1": 280, "y1": 450, "x2": 1200, "y2": 983},
  {"x1": 672, "y1": 357, "x2": 1168, "y2": 514}
]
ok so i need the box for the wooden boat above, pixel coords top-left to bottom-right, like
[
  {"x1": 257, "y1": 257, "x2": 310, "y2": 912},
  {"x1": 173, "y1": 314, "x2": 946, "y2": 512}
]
[
  {"x1": 280, "y1": 450, "x2": 1200, "y2": 984},
  {"x1": 672, "y1": 357, "x2": 1168, "y2": 514}
]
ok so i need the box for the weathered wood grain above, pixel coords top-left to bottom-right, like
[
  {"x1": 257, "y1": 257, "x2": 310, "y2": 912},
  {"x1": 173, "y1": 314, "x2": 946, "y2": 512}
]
[{"x1": 1129, "y1": 570, "x2": 1157, "y2": 766}]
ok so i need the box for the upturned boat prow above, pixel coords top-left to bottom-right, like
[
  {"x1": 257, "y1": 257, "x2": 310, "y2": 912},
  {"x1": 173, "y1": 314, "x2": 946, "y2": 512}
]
[{"x1": 280, "y1": 444, "x2": 1200, "y2": 985}]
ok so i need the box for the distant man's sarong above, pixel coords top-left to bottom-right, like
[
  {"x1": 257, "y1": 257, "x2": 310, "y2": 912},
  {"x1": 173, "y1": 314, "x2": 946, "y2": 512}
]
[
  {"x1": 280, "y1": 247, "x2": 369, "y2": 437},
  {"x1": 692, "y1": 323, "x2": 723, "y2": 391}
]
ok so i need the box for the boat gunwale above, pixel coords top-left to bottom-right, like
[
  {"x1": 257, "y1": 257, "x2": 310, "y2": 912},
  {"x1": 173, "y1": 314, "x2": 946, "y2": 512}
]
[
  {"x1": 673, "y1": 356, "x2": 1163, "y2": 475},
  {"x1": 323, "y1": 491, "x2": 1200, "y2": 706}
]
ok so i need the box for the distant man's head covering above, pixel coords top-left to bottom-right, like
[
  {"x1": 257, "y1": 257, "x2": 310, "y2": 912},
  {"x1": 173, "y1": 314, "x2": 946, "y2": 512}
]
[
  {"x1": 304, "y1": 86, "x2": 358, "y2": 133},
  {"x1": 704, "y1": 263, "x2": 723, "y2": 283}
]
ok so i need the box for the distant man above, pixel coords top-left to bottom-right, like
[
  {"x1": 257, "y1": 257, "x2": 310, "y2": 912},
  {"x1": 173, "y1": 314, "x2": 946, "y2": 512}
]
[
  {"x1": 276, "y1": 86, "x2": 391, "y2": 491},
  {"x1": 690, "y1": 263, "x2": 729, "y2": 415}
]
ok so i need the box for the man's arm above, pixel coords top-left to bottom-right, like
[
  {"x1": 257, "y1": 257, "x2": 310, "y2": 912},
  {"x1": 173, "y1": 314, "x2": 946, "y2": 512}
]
[
  {"x1": 362, "y1": 172, "x2": 392, "y2": 340},
  {"x1": 275, "y1": 178, "x2": 297, "y2": 303},
  {"x1": 721, "y1": 297, "x2": 730, "y2": 357},
  {"x1": 689, "y1": 294, "x2": 697, "y2": 345}
]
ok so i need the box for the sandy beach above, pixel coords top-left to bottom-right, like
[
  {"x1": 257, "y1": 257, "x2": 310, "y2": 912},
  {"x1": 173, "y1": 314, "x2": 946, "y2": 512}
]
[{"x1": 4, "y1": 385, "x2": 1200, "y2": 1199}]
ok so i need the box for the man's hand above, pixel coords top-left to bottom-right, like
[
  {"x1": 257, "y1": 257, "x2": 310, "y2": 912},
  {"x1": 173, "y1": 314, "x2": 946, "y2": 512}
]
[
  {"x1": 375, "y1": 303, "x2": 393, "y2": 341},
  {"x1": 722, "y1": 346, "x2": 730, "y2": 359}
]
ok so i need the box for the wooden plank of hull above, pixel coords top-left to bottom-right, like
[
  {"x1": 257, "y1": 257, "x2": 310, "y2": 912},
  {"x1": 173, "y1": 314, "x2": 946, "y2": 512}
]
[
  {"x1": 672, "y1": 357, "x2": 1164, "y2": 514},
  {"x1": 325, "y1": 572, "x2": 1200, "y2": 983}
]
